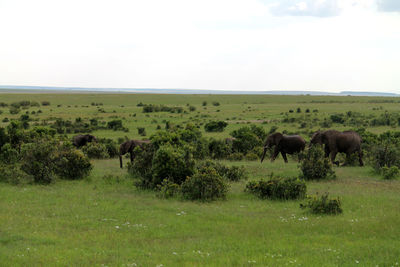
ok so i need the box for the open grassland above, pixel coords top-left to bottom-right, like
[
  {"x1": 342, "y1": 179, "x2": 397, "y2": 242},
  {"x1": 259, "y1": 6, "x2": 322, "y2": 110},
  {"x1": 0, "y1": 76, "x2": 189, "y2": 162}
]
[{"x1": 1, "y1": 93, "x2": 400, "y2": 266}]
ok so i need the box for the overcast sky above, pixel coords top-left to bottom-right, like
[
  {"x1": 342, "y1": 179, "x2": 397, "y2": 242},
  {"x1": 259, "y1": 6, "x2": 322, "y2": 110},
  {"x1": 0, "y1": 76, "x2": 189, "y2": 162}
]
[{"x1": 0, "y1": 0, "x2": 399, "y2": 92}]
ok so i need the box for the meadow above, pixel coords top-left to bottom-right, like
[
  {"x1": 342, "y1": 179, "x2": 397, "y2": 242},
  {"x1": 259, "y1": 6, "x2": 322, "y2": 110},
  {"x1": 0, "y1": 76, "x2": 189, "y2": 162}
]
[{"x1": 1, "y1": 92, "x2": 400, "y2": 266}]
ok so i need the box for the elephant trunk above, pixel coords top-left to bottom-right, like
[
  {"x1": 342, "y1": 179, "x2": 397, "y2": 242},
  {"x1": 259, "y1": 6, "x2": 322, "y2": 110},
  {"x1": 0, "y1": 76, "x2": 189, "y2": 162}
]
[
  {"x1": 260, "y1": 147, "x2": 268, "y2": 163},
  {"x1": 119, "y1": 154, "x2": 123, "y2": 168}
]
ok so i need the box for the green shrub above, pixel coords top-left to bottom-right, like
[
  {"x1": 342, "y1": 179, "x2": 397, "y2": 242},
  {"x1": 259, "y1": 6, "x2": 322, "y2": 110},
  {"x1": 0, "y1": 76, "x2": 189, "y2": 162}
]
[
  {"x1": 381, "y1": 166, "x2": 399, "y2": 180},
  {"x1": 300, "y1": 193, "x2": 342, "y2": 215},
  {"x1": 208, "y1": 138, "x2": 231, "y2": 159},
  {"x1": 197, "y1": 161, "x2": 247, "y2": 182},
  {"x1": 245, "y1": 176, "x2": 306, "y2": 200},
  {"x1": 98, "y1": 138, "x2": 119, "y2": 158},
  {"x1": 181, "y1": 167, "x2": 228, "y2": 201},
  {"x1": 227, "y1": 152, "x2": 244, "y2": 161},
  {"x1": 151, "y1": 145, "x2": 195, "y2": 186},
  {"x1": 82, "y1": 142, "x2": 109, "y2": 159},
  {"x1": 138, "y1": 127, "x2": 146, "y2": 136},
  {"x1": 245, "y1": 153, "x2": 259, "y2": 161},
  {"x1": 156, "y1": 179, "x2": 181, "y2": 198},
  {"x1": 107, "y1": 119, "x2": 125, "y2": 131},
  {"x1": 300, "y1": 145, "x2": 336, "y2": 180},
  {"x1": 0, "y1": 164, "x2": 33, "y2": 185},
  {"x1": 0, "y1": 143, "x2": 19, "y2": 164},
  {"x1": 204, "y1": 121, "x2": 228, "y2": 132},
  {"x1": 9, "y1": 106, "x2": 20, "y2": 114},
  {"x1": 55, "y1": 148, "x2": 92, "y2": 180},
  {"x1": 128, "y1": 146, "x2": 155, "y2": 189},
  {"x1": 21, "y1": 140, "x2": 58, "y2": 184},
  {"x1": 370, "y1": 142, "x2": 400, "y2": 172},
  {"x1": 41, "y1": 101, "x2": 51, "y2": 106},
  {"x1": 230, "y1": 125, "x2": 265, "y2": 154}
]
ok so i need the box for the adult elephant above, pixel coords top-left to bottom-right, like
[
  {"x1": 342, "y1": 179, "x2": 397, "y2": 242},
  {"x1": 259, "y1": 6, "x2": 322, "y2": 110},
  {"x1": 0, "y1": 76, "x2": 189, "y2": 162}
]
[
  {"x1": 309, "y1": 130, "x2": 363, "y2": 166},
  {"x1": 119, "y1": 139, "x2": 151, "y2": 168},
  {"x1": 261, "y1": 132, "x2": 305, "y2": 163},
  {"x1": 73, "y1": 134, "x2": 97, "y2": 148}
]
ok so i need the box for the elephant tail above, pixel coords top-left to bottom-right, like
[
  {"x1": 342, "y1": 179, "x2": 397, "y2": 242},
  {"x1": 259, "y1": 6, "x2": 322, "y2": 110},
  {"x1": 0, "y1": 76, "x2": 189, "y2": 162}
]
[{"x1": 119, "y1": 155, "x2": 123, "y2": 168}]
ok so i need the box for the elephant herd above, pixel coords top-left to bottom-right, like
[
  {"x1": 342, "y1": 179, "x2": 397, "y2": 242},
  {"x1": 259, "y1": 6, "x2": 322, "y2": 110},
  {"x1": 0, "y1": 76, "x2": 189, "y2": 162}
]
[
  {"x1": 261, "y1": 130, "x2": 363, "y2": 166},
  {"x1": 72, "y1": 129, "x2": 364, "y2": 169}
]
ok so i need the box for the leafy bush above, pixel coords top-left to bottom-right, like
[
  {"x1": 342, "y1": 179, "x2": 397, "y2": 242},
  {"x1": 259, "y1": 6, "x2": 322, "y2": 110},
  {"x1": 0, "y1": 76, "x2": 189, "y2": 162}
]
[
  {"x1": 0, "y1": 164, "x2": 33, "y2": 185},
  {"x1": 138, "y1": 127, "x2": 146, "y2": 136},
  {"x1": 156, "y1": 179, "x2": 181, "y2": 198},
  {"x1": 300, "y1": 193, "x2": 342, "y2": 215},
  {"x1": 230, "y1": 125, "x2": 265, "y2": 154},
  {"x1": 82, "y1": 142, "x2": 109, "y2": 159},
  {"x1": 21, "y1": 140, "x2": 58, "y2": 184},
  {"x1": 9, "y1": 106, "x2": 20, "y2": 114},
  {"x1": 55, "y1": 148, "x2": 92, "y2": 180},
  {"x1": 128, "y1": 146, "x2": 156, "y2": 189},
  {"x1": 151, "y1": 145, "x2": 195, "y2": 186},
  {"x1": 98, "y1": 138, "x2": 119, "y2": 158},
  {"x1": 197, "y1": 161, "x2": 247, "y2": 182},
  {"x1": 300, "y1": 145, "x2": 336, "y2": 180},
  {"x1": 370, "y1": 142, "x2": 400, "y2": 172},
  {"x1": 107, "y1": 120, "x2": 126, "y2": 131},
  {"x1": 208, "y1": 138, "x2": 231, "y2": 159},
  {"x1": 0, "y1": 143, "x2": 19, "y2": 164},
  {"x1": 204, "y1": 121, "x2": 228, "y2": 132},
  {"x1": 245, "y1": 176, "x2": 306, "y2": 200},
  {"x1": 181, "y1": 166, "x2": 228, "y2": 201},
  {"x1": 227, "y1": 152, "x2": 244, "y2": 161},
  {"x1": 245, "y1": 153, "x2": 259, "y2": 161},
  {"x1": 212, "y1": 101, "x2": 220, "y2": 106},
  {"x1": 381, "y1": 166, "x2": 399, "y2": 180},
  {"x1": 41, "y1": 101, "x2": 51, "y2": 106}
]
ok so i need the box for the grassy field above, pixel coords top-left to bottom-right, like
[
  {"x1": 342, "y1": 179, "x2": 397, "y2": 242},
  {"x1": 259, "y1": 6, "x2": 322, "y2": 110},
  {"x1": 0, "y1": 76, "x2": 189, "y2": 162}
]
[{"x1": 1, "y1": 93, "x2": 400, "y2": 266}]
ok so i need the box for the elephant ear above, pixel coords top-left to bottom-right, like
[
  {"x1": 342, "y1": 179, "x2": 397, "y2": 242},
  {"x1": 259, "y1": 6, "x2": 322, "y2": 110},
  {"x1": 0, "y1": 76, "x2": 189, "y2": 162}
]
[{"x1": 273, "y1": 133, "x2": 283, "y2": 145}]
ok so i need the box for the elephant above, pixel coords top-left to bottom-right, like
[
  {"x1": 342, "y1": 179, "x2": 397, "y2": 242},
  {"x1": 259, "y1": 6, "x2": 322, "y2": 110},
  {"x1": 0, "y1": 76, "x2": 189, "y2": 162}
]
[
  {"x1": 261, "y1": 132, "x2": 306, "y2": 163},
  {"x1": 73, "y1": 134, "x2": 97, "y2": 148},
  {"x1": 309, "y1": 130, "x2": 363, "y2": 166},
  {"x1": 119, "y1": 139, "x2": 151, "y2": 168}
]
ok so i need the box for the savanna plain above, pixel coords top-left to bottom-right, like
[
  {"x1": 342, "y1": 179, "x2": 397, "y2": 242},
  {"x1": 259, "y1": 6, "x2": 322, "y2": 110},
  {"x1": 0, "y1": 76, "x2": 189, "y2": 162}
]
[{"x1": 0, "y1": 93, "x2": 400, "y2": 266}]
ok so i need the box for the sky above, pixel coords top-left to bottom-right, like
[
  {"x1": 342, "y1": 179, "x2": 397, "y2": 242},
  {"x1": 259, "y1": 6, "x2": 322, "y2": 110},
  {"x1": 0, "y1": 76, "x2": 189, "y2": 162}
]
[{"x1": 0, "y1": 0, "x2": 399, "y2": 93}]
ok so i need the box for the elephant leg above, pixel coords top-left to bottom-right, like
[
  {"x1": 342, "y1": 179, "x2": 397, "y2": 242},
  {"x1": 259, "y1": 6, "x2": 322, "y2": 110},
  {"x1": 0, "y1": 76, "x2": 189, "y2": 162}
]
[
  {"x1": 324, "y1": 146, "x2": 330, "y2": 158},
  {"x1": 130, "y1": 151, "x2": 134, "y2": 163},
  {"x1": 271, "y1": 147, "x2": 279, "y2": 162},
  {"x1": 330, "y1": 151, "x2": 339, "y2": 166},
  {"x1": 281, "y1": 152, "x2": 288, "y2": 163},
  {"x1": 119, "y1": 155, "x2": 123, "y2": 168},
  {"x1": 358, "y1": 149, "x2": 364, "y2": 166}
]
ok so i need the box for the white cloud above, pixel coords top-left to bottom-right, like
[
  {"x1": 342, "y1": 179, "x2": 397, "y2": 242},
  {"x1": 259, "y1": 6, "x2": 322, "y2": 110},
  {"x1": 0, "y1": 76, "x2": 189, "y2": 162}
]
[
  {"x1": 377, "y1": 0, "x2": 400, "y2": 12},
  {"x1": 0, "y1": 0, "x2": 399, "y2": 93}
]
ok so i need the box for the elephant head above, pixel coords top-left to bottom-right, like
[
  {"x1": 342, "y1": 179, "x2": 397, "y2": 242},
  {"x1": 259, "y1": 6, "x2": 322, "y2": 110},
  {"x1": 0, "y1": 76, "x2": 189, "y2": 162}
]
[
  {"x1": 309, "y1": 131, "x2": 327, "y2": 146},
  {"x1": 119, "y1": 140, "x2": 151, "y2": 168},
  {"x1": 261, "y1": 132, "x2": 283, "y2": 163},
  {"x1": 73, "y1": 134, "x2": 97, "y2": 147}
]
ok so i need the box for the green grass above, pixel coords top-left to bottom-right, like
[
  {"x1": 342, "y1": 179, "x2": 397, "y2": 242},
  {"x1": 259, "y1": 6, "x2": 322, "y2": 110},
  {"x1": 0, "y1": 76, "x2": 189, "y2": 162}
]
[{"x1": 1, "y1": 93, "x2": 400, "y2": 266}]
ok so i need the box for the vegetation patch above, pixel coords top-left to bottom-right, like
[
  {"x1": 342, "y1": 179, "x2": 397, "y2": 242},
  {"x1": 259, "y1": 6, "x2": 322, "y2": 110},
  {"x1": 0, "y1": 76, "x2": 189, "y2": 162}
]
[{"x1": 300, "y1": 193, "x2": 342, "y2": 215}]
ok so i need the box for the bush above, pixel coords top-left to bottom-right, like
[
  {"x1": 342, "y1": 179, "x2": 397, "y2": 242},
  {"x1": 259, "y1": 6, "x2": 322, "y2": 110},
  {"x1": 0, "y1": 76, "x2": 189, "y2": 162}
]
[
  {"x1": 41, "y1": 101, "x2": 51, "y2": 106},
  {"x1": 21, "y1": 140, "x2": 58, "y2": 184},
  {"x1": 230, "y1": 125, "x2": 265, "y2": 154},
  {"x1": 107, "y1": 120, "x2": 125, "y2": 131},
  {"x1": 181, "y1": 166, "x2": 228, "y2": 201},
  {"x1": 370, "y1": 142, "x2": 400, "y2": 172},
  {"x1": 227, "y1": 152, "x2": 244, "y2": 161},
  {"x1": 98, "y1": 138, "x2": 119, "y2": 158},
  {"x1": 82, "y1": 142, "x2": 109, "y2": 159},
  {"x1": 208, "y1": 138, "x2": 231, "y2": 159},
  {"x1": 0, "y1": 143, "x2": 19, "y2": 164},
  {"x1": 138, "y1": 127, "x2": 146, "y2": 136},
  {"x1": 381, "y1": 166, "x2": 399, "y2": 180},
  {"x1": 245, "y1": 176, "x2": 306, "y2": 200},
  {"x1": 245, "y1": 153, "x2": 259, "y2": 161},
  {"x1": 0, "y1": 164, "x2": 33, "y2": 184},
  {"x1": 156, "y1": 179, "x2": 181, "y2": 198},
  {"x1": 212, "y1": 101, "x2": 220, "y2": 106},
  {"x1": 9, "y1": 106, "x2": 20, "y2": 114},
  {"x1": 300, "y1": 145, "x2": 336, "y2": 180},
  {"x1": 197, "y1": 161, "x2": 247, "y2": 182},
  {"x1": 204, "y1": 121, "x2": 228, "y2": 132},
  {"x1": 55, "y1": 148, "x2": 92, "y2": 180},
  {"x1": 151, "y1": 145, "x2": 195, "y2": 186},
  {"x1": 300, "y1": 193, "x2": 342, "y2": 215},
  {"x1": 128, "y1": 146, "x2": 156, "y2": 189}
]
